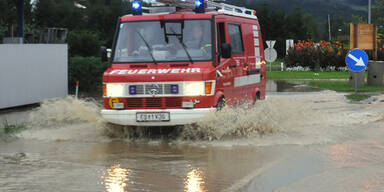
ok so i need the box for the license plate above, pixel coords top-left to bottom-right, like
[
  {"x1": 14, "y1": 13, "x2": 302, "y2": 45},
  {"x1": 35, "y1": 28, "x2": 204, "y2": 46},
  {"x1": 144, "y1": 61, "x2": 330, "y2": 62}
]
[{"x1": 136, "y1": 112, "x2": 170, "y2": 122}]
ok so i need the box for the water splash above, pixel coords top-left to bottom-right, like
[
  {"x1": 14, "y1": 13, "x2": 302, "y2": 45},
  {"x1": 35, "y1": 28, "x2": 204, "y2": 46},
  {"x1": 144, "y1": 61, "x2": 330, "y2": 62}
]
[
  {"x1": 15, "y1": 93, "x2": 384, "y2": 145},
  {"x1": 180, "y1": 97, "x2": 312, "y2": 141},
  {"x1": 28, "y1": 96, "x2": 104, "y2": 127},
  {"x1": 18, "y1": 96, "x2": 109, "y2": 141}
]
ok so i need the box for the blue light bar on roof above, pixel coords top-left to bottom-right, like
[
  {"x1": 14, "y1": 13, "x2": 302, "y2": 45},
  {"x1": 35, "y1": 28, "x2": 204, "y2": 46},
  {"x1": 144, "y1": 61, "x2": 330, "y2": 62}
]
[
  {"x1": 132, "y1": 0, "x2": 142, "y2": 15},
  {"x1": 195, "y1": 0, "x2": 205, "y2": 13}
]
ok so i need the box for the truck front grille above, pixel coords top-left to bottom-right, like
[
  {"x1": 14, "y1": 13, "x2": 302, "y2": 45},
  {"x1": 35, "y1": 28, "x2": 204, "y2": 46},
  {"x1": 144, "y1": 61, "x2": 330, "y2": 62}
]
[{"x1": 125, "y1": 97, "x2": 182, "y2": 109}]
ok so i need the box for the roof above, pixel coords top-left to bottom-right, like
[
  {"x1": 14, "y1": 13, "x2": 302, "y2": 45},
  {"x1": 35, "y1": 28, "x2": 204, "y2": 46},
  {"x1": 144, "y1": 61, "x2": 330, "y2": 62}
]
[{"x1": 120, "y1": 10, "x2": 257, "y2": 22}]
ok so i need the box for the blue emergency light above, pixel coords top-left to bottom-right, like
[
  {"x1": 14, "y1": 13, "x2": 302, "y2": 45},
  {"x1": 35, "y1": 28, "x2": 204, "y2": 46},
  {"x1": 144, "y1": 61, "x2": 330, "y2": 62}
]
[
  {"x1": 132, "y1": 0, "x2": 142, "y2": 15},
  {"x1": 195, "y1": 0, "x2": 205, "y2": 13}
]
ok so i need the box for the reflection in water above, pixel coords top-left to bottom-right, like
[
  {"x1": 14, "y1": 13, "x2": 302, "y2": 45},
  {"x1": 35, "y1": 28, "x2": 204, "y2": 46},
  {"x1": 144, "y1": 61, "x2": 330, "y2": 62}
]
[
  {"x1": 267, "y1": 80, "x2": 321, "y2": 92},
  {"x1": 102, "y1": 164, "x2": 131, "y2": 192},
  {"x1": 327, "y1": 142, "x2": 384, "y2": 191},
  {"x1": 184, "y1": 168, "x2": 206, "y2": 192},
  {"x1": 328, "y1": 144, "x2": 355, "y2": 168},
  {"x1": 328, "y1": 142, "x2": 384, "y2": 168},
  {"x1": 360, "y1": 179, "x2": 382, "y2": 192}
]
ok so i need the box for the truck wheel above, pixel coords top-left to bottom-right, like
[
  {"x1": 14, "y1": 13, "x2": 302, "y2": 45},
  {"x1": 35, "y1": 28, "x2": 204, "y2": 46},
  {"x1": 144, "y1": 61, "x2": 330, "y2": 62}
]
[
  {"x1": 216, "y1": 97, "x2": 225, "y2": 111},
  {"x1": 104, "y1": 122, "x2": 126, "y2": 138},
  {"x1": 253, "y1": 92, "x2": 260, "y2": 105}
]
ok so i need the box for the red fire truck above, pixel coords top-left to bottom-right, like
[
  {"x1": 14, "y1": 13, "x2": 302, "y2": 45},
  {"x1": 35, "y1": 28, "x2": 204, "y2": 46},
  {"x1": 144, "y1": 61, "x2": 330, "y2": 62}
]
[{"x1": 100, "y1": 0, "x2": 266, "y2": 126}]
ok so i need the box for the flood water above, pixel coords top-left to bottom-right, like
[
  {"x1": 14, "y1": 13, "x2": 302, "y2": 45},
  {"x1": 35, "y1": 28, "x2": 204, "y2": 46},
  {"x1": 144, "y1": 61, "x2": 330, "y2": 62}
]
[
  {"x1": 267, "y1": 80, "x2": 322, "y2": 92},
  {"x1": 1, "y1": 91, "x2": 384, "y2": 192}
]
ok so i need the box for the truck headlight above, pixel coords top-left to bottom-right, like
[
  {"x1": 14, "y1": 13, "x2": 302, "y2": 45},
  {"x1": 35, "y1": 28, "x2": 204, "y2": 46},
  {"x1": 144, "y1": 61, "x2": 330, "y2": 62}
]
[
  {"x1": 184, "y1": 81, "x2": 205, "y2": 96},
  {"x1": 106, "y1": 83, "x2": 125, "y2": 97}
]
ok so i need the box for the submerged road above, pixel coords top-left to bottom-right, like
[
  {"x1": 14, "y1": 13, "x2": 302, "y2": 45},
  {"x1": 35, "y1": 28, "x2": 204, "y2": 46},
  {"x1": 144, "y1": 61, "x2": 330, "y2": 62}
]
[{"x1": 1, "y1": 91, "x2": 384, "y2": 192}]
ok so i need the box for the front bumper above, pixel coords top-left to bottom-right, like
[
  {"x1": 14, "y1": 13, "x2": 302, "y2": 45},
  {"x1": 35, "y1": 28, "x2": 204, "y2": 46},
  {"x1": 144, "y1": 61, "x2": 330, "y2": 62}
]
[{"x1": 101, "y1": 108, "x2": 216, "y2": 126}]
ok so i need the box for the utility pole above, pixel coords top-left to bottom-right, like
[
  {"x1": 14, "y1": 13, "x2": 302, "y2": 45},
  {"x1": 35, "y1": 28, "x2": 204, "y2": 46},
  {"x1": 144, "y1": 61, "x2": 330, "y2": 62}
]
[
  {"x1": 328, "y1": 14, "x2": 331, "y2": 41},
  {"x1": 368, "y1": 0, "x2": 371, "y2": 24},
  {"x1": 16, "y1": 0, "x2": 24, "y2": 39}
]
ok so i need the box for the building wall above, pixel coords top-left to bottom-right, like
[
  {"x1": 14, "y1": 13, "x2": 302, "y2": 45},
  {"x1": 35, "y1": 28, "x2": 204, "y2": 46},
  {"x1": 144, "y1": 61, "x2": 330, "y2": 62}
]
[{"x1": 0, "y1": 44, "x2": 68, "y2": 109}]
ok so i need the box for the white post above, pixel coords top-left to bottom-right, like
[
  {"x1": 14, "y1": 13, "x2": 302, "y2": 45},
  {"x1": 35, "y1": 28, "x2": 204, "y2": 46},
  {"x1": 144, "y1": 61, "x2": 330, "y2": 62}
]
[
  {"x1": 286, "y1": 39, "x2": 294, "y2": 55},
  {"x1": 75, "y1": 81, "x2": 79, "y2": 99}
]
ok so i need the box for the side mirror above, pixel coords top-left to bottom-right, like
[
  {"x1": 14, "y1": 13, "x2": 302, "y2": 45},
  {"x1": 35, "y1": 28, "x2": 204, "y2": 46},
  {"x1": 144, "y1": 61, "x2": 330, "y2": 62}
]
[
  {"x1": 100, "y1": 46, "x2": 108, "y2": 62},
  {"x1": 221, "y1": 43, "x2": 232, "y2": 59}
]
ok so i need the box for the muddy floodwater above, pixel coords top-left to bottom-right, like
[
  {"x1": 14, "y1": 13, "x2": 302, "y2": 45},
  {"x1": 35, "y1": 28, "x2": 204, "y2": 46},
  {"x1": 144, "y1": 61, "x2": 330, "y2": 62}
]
[
  {"x1": 1, "y1": 91, "x2": 384, "y2": 192},
  {"x1": 266, "y1": 80, "x2": 322, "y2": 93}
]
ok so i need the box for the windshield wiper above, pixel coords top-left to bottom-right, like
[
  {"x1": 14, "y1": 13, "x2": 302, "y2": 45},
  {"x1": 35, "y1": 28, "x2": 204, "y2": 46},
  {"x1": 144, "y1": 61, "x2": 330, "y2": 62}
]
[
  {"x1": 136, "y1": 31, "x2": 157, "y2": 65},
  {"x1": 169, "y1": 27, "x2": 194, "y2": 64}
]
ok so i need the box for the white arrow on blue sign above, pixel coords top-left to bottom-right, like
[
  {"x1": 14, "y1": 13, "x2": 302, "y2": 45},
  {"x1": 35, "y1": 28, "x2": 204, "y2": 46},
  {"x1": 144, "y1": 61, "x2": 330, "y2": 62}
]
[{"x1": 345, "y1": 48, "x2": 369, "y2": 72}]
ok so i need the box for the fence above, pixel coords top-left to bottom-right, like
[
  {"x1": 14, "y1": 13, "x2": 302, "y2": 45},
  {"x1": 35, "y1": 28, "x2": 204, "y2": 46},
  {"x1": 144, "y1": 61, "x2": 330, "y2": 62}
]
[{"x1": 0, "y1": 44, "x2": 67, "y2": 109}]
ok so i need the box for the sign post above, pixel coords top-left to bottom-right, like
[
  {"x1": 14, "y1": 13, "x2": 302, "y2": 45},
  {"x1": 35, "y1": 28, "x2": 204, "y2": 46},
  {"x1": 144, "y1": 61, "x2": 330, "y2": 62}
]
[
  {"x1": 354, "y1": 72, "x2": 358, "y2": 94},
  {"x1": 345, "y1": 49, "x2": 369, "y2": 94}
]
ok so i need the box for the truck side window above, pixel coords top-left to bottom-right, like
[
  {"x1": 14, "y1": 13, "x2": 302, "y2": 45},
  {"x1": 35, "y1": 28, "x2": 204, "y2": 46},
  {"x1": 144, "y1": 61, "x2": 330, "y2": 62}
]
[
  {"x1": 217, "y1": 22, "x2": 226, "y2": 55},
  {"x1": 216, "y1": 22, "x2": 226, "y2": 64},
  {"x1": 228, "y1": 24, "x2": 244, "y2": 54}
]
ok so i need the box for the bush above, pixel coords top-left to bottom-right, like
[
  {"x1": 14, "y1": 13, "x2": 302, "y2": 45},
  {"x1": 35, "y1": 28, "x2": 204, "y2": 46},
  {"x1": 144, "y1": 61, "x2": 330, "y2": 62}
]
[
  {"x1": 68, "y1": 56, "x2": 107, "y2": 93},
  {"x1": 66, "y1": 30, "x2": 105, "y2": 57},
  {"x1": 284, "y1": 40, "x2": 348, "y2": 71},
  {"x1": 0, "y1": 26, "x2": 5, "y2": 43}
]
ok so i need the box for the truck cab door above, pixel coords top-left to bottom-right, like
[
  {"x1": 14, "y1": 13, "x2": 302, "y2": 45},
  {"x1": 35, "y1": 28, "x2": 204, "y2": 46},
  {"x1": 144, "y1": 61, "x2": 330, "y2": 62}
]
[
  {"x1": 215, "y1": 20, "x2": 236, "y2": 106},
  {"x1": 227, "y1": 23, "x2": 247, "y2": 103}
]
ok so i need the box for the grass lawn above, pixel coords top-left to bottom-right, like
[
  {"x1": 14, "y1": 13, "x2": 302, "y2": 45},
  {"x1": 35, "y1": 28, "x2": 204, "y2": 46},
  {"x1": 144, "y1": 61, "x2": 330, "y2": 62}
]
[
  {"x1": 307, "y1": 81, "x2": 384, "y2": 92},
  {"x1": 346, "y1": 94, "x2": 371, "y2": 101},
  {"x1": 0, "y1": 120, "x2": 26, "y2": 140},
  {"x1": 267, "y1": 71, "x2": 351, "y2": 80},
  {"x1": 266, "y1": 60, "x2": 284, "y2": 71}
]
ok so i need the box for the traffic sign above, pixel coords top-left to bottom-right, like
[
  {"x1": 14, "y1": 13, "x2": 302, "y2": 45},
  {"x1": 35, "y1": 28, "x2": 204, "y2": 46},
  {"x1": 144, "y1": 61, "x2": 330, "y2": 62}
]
[
  {"x1": 265, "y1": 40, "x2": 277, "y2": 62},
  {"x1": 345, "y1": 49, "x2": 368, "y2": 72},
  {"x1": 265, "y1": 48, "x2": 277, "y2": 62}
]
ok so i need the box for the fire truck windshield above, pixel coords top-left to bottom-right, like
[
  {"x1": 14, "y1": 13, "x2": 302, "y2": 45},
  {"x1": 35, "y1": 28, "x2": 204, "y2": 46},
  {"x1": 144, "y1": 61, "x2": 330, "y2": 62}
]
[{"x1": 113, "y1": 19, "x2": 212, "y2": 63}]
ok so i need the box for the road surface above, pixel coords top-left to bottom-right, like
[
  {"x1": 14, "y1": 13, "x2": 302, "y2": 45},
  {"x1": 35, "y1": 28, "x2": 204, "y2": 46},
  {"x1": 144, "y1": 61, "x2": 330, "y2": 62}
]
[{"x1": 1, "y1": 91, "x2": 384, "y2": 192}]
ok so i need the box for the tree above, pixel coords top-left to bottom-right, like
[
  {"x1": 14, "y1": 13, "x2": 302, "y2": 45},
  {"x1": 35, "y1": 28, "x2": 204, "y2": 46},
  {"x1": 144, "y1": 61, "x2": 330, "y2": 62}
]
[
  {"x1": 286, "y1": 5, "x2": 308, "y2": 40},
  {"x1": 33, "y1": 0, "x2": 125, "y2": 49},
  {"x1": 303, "y1": 13, "x2": 319, "y2": 40},
  {"x1": 34, "y1": 0, "x2": 84, "y2": 29},
  {"x1": 67, "y1": 30, "x2": 104, "y2": 57},
  {"x1": 84, "y1": 0, "x2": 124, "y2": 46},
  {"x1": 0, "y1": 0, "x2": 34, "y2": 39},
  {"x1": 0, "y1": 0, "x2": 19, "y2": 37},
  {"x1": 373, "y1": 0, "x2": 384, "y2": 38}
]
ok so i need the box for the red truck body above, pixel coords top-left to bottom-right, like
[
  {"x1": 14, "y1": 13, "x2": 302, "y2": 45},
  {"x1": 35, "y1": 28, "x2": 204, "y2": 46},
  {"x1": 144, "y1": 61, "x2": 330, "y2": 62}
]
[{"x1": 101, "y1": 9, "x2": 266, "y2": 126}]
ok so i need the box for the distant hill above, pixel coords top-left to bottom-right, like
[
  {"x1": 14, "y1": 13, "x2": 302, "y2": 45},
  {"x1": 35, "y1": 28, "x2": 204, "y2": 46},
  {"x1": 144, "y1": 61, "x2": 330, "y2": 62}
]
[{"x1": 225, "y1": 0, "x2": 373, "y2": 20}]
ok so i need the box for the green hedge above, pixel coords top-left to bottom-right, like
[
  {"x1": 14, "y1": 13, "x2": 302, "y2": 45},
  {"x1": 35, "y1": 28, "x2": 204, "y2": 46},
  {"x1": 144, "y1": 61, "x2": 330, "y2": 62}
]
[
  {"x1": 68, "y1": 56, "x2": 107, "y2": 93},
  {"x1": 67, "y1": 30, "x2": 105, "y2": 57}
]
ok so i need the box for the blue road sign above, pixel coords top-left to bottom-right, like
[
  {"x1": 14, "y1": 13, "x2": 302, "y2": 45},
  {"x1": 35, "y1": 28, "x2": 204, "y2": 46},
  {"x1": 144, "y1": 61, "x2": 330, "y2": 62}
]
[{"x1": 345, "y1": 49, "x2": 368, "y2": 72}]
